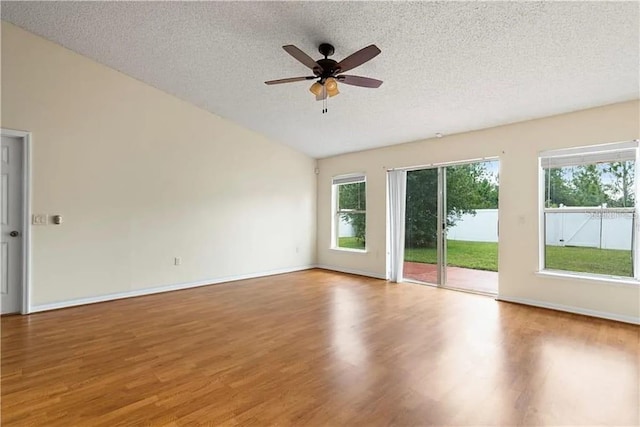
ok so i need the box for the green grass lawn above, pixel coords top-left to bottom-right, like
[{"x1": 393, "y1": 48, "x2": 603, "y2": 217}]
[
  {"x1": 405, "y1": 240, "x2": 498, "y2": 271},
  {"x1": 338, "y1": 236, "x2": 366, "y2": 250},
  {"x1": 545, "y1": 245, "x2": 632, "y2": 277},
  {"x1": 402, "y1": 240, "x2": 632, "y2": 277}
]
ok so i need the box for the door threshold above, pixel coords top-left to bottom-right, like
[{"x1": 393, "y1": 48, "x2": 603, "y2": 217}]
[
  {"x1": 401, "y1": 278, "x2": 497, "y2": 297},
  {"x1": 402, "y1": 278, "x2": 438, "y2": 287},
  {"x1": 440, "y1": 285, "x2": 497, "y2": 298}
]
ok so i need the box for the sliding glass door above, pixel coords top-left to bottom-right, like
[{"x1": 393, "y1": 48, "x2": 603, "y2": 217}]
[{"x1": 402, "y1": 160, "x2": 499, "y2": 294}]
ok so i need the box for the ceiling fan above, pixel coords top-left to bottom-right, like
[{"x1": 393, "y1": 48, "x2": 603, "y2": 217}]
[{"x1": 265, "y1": 43, "x2": 382, "y2": 112}]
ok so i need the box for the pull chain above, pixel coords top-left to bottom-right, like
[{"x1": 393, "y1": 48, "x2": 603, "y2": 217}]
[{"x1": 322, "y1": 85, "x2": 327, "y2": 114}]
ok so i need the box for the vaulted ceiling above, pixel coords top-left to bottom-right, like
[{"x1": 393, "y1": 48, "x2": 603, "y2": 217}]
[{"x1": 2, "y1": 1, "x2": 638, "y2": 158}]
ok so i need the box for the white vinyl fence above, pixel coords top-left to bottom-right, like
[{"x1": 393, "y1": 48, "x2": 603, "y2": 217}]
[
  {"x1": 446, "y1": 209, "x2": 499, "y2": 242},
  {"x1": 447, "y1": 208, "x2": 633, "y2": 250},
  {"x1": 342, "y1": 210, "x2": 501, "y2": 240},
  {"x1": 339, "y1": 218, "x2": 355, "y2": 237},
  {"x1": 344, "y1": 208, "x2": 633, "y2": 250},
  {"x1": 544, "y1": 208, "x2": 633, "y2": 250}
]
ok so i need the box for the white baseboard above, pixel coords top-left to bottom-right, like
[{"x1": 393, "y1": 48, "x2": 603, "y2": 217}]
[
  {"x1": 29, "y1": 265, "x2": 316, "y2": 313},
  {"x1": 315, "y1": 264, "x2": 387, "y2": 280},
  {"x1": 497, "y1": 295, "x2": 640, "y2": 325},
  {"x1": 34, "y1": 266, "x2": 635, "y2": 325}
]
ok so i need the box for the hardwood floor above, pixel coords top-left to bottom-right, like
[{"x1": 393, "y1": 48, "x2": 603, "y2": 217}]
[{"x1": 2, "y1": 269, "x2": 638, "y2": 426}]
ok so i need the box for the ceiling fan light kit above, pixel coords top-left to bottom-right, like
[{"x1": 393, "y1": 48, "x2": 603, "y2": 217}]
[
  {"x1": 309, "y1": 82, "x2": 323, "y2": 97},
  {"x1": 265, "y1": 43, "x2": 383, "y2": 113}
]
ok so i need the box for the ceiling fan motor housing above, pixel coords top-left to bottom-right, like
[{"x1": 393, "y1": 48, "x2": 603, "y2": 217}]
[
  {"x1": 314, "y1": 58, "x2": 340, "y2": 80},
  {"x1": 313, "y1": 43, "x2": 340, "y2": 82}
]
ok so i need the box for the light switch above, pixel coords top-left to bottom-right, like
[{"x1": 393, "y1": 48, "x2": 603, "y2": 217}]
[{"x1": 32, "y1": 214, "x2": 47, "y2": 225}]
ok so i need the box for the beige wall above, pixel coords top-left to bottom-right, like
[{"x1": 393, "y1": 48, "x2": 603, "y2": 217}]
[
  {"x1": 317, "y1": 100, "x2": 640, "y2": 322},
  {"x1": 1, "y1": 23, "x2": 317, "y2": 306}
]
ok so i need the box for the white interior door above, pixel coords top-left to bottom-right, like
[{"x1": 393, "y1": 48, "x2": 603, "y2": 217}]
[{"x1": 1, "y1": 135, "x2": 23, "y2": 314}]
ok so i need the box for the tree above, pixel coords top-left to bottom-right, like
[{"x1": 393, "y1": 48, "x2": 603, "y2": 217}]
[
  {"x1": 475, "y1": 177, "x2": 500, "y2": 209},
  {"x1": 405, "y1": 168, "x2": 439, "y2": 248},
  {"x1": 405, "y1": 163, "x2": 499, "y2": 248},
  {"x1": 604, "y1": 161, "x2": 635, "y2": 207},
  {"x1": 544, "y1": 168, "x2": 576, "y2": 207},
  {"x1": 571, "y1": 164, "x2": 608, "y2": 207}
]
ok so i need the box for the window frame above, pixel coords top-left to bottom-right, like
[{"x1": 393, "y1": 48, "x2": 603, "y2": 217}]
[
  {"x1": 538, "y1": 140, "x2": 640, "y2": 283},
  {"x1": 331, "y1": 174, "x2": 367, "y2": 252}
]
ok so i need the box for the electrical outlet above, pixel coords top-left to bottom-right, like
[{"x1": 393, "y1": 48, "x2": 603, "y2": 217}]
[
  {"x1": 32, "y1": 214, "x2": 47, "y2": 225},
  {"x1": 174, "y1": 257, "x2": 182, "y2": 266}
]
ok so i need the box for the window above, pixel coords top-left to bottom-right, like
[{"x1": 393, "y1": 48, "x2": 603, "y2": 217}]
[
  {"x1": 332, "y1": 174, "x2": 366, "y2": 250},
  {"x1": 539, "y1": 140, "x2": 639, "y2": 280}
]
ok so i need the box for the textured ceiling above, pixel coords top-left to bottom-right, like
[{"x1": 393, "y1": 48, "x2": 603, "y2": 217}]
[{"x1": 2, "y1": 1, "x2": 639, "y2": 158}]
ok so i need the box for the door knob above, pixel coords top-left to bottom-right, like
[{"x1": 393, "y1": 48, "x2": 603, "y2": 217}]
[{"x1": 9, "y1": 231, "x2": 19, "y2": 237}]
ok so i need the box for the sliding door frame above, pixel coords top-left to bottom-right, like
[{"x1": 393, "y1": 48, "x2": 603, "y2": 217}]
[
  {"x1": 396, "y1": 156, "x2": 499, "y2": 291},
  {"x1": 437, "y1": 167, "x2": 446, "y2": 286}
]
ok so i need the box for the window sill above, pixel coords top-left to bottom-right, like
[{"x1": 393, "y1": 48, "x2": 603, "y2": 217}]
[
  {"x1": 330, "y1": 247, "x2": 368, "y2": 254},
  {"x1": 536, "y1": 270, "x2": 640, "y2": 288}
]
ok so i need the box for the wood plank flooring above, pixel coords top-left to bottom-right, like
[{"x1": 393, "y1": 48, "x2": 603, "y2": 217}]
[{"x1": 2, "y1": 269, "x2": 638, "y2": 426}]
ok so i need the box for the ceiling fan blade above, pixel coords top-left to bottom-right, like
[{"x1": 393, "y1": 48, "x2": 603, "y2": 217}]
[
  {"x1": 265, "y1": 76, "x2": 316, "y2": 85},
  {"x1": 338, "y1": 75, "x2": 383, "y2": 88},
  {"x1": 336, "y1": 44, "x2": 381, "y2": 73},
  {"x1": 283, "y1": 45, "x2": 322, "y2": 71}
]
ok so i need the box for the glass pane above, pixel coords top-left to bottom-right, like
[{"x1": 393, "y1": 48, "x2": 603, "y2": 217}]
[
  {"x1": 544, "y1": 158, "x2": 635, "y2": 277},
  {"x1": 337, "y1": 213, "x2": 365, "y2": 249},
  {"x1": 545, "y1": 210, "x2": 634, "y2": 277},
  {"x1": 445, "y1": 160, "x2": 499, "y2": 293},
  {"x1": 404, "y1": 168, "x2": 439, "y2": 284},
  {"x1": 338, "y1": 182, "x2": 366, "y2": 211},
  {"x1": 544, "y1": 161, "x2": 635, "y2": 208}
]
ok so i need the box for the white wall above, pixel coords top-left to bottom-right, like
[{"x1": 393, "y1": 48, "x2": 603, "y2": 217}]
[
  {"x1": 1, "y1": 23, "x2": 317, "y2": 307},
  {"x1": 317, "y1": 100, "x2": 640, "y2": 322}
]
